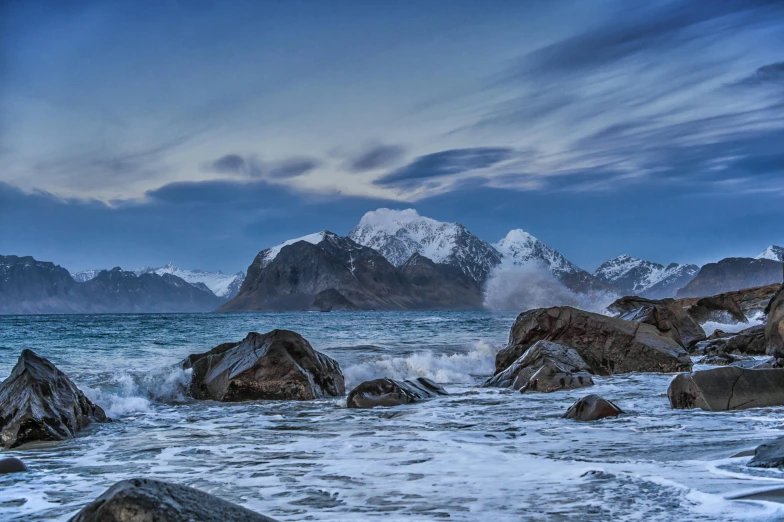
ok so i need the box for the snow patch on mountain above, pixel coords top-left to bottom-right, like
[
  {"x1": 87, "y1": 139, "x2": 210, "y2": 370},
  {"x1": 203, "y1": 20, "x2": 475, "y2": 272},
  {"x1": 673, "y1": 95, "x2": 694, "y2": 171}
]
[
  {"x1": 135, "y1": 263, "x2": 245, "y2": 298},
  {"x1": 257, "y1": 231, "x2": 328, "y2": 268},
  {"x1": 71, "y1": 269, "x2": 104, "y2": 282},
  {"x1": 756, "y1": 245, "x2": 784, "y2": 262},
  {"x1": 494, "y1": 229, "x2": 581, "y2": 276},
  {"x1": 593, "y1": 255, "x2": 698, "y2": 297}
]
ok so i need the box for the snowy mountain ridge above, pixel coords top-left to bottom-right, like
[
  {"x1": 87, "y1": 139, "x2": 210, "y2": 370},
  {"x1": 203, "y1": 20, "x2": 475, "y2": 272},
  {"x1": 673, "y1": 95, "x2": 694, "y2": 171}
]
[
  {"x1": 134, "y1": 263, "x2": 245, "y2": 299},
  {"x1": 756, "y1": 245, "x2": 784, "y2": 262},
  {"x1": 593, "y1": 254, "x2": 699, "y2": 298}
]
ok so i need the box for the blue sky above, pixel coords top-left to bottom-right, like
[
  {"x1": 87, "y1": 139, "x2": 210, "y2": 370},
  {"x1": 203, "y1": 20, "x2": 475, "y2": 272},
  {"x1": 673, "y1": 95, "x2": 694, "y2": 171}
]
[{"x1": 1, "y1": 0, "x2": 783, "y2": 273}]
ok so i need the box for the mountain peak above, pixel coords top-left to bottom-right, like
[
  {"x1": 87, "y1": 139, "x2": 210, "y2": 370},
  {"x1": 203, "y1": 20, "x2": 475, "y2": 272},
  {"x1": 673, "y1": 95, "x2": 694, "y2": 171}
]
[
  {"x1": 756, "y1": 245, "x2": 784, "y2": 262},
  {"x1": 499, "y1": 228, "x2": 538, "y2": 245},
  {"x1": 594, "y1": 254, "x2": 698, "y2": 298}
]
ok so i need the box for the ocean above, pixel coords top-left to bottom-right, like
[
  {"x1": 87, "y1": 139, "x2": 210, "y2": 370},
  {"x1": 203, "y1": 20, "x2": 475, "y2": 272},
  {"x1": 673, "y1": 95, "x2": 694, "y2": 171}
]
[{"x1": 1, "y1": 311, "x2": 783, "y2": 521}]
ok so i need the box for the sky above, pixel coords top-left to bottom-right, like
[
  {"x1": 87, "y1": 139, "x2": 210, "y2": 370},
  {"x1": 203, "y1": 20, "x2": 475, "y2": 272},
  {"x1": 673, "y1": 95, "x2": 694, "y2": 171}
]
[{"x1": 1, "y1": 0, "x2": 783, "y2": 273}]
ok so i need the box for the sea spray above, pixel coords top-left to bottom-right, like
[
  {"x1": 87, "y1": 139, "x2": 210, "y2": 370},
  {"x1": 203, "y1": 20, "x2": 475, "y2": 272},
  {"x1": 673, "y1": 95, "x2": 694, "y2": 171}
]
[{"x1": 83, "y1": 366, "x2": 192, "y2": 417}]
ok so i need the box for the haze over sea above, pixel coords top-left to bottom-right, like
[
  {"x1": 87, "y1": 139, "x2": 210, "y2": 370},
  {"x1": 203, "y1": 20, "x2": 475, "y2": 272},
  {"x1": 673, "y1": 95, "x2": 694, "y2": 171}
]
[{"x1": 1, "y1": 311, "x2": 782, "y2": 521}]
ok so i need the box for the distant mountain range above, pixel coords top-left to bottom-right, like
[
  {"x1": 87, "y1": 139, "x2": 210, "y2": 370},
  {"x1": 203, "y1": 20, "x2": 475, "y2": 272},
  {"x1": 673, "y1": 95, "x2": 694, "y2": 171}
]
[{"x1": 593, "y1": 255, "x2": 700, "y2": 299}]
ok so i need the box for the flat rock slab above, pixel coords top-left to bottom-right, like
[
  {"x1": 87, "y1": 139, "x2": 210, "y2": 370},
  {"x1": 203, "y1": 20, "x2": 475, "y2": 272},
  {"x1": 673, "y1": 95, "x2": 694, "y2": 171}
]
[
  {"x1": 668, "y1": 367, "x2": 784, "y2": 411},
  {"x1": 68, "y1": 478, "x2": 278, "y2": 522},
  {"x1": 564, "y1": 394, "x2": 623, "y2": 421},
  {"x1": 347, "y1": 377, "x2": 447, "y2": 408},
  {"x1": 747, "y1": 436, "x2": 784, "y2": 468}
]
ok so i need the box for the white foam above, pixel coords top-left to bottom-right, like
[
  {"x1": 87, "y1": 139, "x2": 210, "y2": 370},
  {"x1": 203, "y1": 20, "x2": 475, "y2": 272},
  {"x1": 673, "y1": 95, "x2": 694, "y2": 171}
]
[{"x1": 702, "y1": 317, "x2": 765, "y2": 336}]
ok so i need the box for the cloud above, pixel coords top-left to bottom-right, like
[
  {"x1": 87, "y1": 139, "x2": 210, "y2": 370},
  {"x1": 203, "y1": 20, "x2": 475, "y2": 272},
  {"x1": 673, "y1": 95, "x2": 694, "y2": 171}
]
[
  {"x1": 211, "y1": 154, "x2": 246, "y2": 174},
  {"x1": 348, "y1": 144, "x2": 406, "y2": 172},
  {"x1": 268, "y1": 157, "x2": 319, "y2": 178},
  {"x1": 205, "y1": 153, "x2": 319, "y2": 179},
  {"x1": 731, "y1": 61, "x2": 784, "y2": 87},
  {"x1": 375, "y1": 147, "x2": 514, "y2": 187}
]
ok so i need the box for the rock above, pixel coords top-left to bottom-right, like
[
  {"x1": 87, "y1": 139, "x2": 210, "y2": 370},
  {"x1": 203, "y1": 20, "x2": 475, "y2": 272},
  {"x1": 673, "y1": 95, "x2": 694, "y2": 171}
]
[
  {"x1": 675, "y1": 258, "x2": 782, "y2": 298},
  {"x1": 311, "y1": 288, "x2": 358, "y2": 311},
  {"x1": 563, "y1": 394, "x2": 623, "y2": 421},
  {"x1": 0, "y1": 350, "x2": 107, "y2": 449},
  {"x1": 608, "y1": 295, "x2": 706, "y2": 347},
  {"x1": 667, "y1": 366, "x2": 784, "y2": 411},
  {"x1": 184, "y1": 330, "x2": 345, "y2": 401},
  {"x1": 729, "y1": 487, "x2": 784, "y2": 504},
  {"x1": 766, "y1": 284, "x2": 784, "y2": 357},
  {"x1": 495, "y1": 306, "x2": 692, "y2": 376},
  {"x1": 699, "y1": 353, "x2": 775, "y2": 369},
  {"x1": 68, "y1": 478, "x2": 277, "y2": 522},
  {"x1": 687, "y1": 294, "x2": 748, "y2": 324},
  {"x1": 346, "y1": 377, "x2": 447, "y2": 408},
  {"x1": 690, "y1": 325, "x2": 767, "y2": 356},
  {"x1": 483, "y1": 340, "x2": 594, "y2": 392},
  {"x1": 747, "y1": 436, "x2": 784, "y2": 468},
  {"x1": 0, "y1": 457, "x2": 28, "y2": 474}
]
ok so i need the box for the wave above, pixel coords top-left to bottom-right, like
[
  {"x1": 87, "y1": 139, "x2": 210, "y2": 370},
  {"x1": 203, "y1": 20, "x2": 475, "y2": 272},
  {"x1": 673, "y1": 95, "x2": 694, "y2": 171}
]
[{"x1": 701, "y1": 317, "x2": 765, "y2": 337}]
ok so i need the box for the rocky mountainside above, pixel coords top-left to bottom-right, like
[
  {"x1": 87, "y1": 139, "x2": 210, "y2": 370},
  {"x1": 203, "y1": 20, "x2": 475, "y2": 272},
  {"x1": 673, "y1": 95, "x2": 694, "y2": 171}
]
[
  {"x1": 349, "y1": 209, "x2": 502, "y2": 283},
  {"x1": 757, "y1": 245, "x2": 784, "y2": 262},
  {"x1": 134, "y1": 263, "x2": 245, "y2": 299},
  {"x1": 71, "y1": 269, "x2": 103, "y2": 283},
  {"x1": 676, "y1": 257, "x2": 783, "y2": 298},
  {"x1": 219, "y1": 231, "x2": 482, "y2": 312},
  {"x1": 1, "y1": 255, "x2": 223, "y2": 314},
  {"x1": 594, "y1": 255, "x2": 699, "y2": 298}
]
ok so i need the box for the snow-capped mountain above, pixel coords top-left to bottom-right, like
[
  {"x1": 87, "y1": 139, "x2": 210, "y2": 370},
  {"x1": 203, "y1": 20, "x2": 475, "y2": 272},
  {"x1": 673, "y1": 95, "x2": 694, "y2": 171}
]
[
  {"x1": 134, "y1": 263, "x2": 245, "y2": 299},
  {"x1": 593, "y1": 255, "x2": 699, "y2": 298},
  {"x1": 757, "y1": 245, "x2": 784, "y2": 262},
  {"x1": 71, "y1": 269, "x2": 103, "y2": 282},
  {"x1": 255, "y1": 232, "x2": 329, "y2": 269},
  {"x1": 348, "y1": 209, "x2": 502, "y2": 282}
]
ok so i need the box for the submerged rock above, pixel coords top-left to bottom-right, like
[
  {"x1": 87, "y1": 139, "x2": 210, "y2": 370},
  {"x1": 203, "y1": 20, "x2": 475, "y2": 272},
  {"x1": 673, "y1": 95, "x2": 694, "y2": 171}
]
[
  {"x1": 747, "y1": 436, "x2": 784, "y2": 468},
  {"x1": 0, "y1": 457, "x2": 28, "y2": 474},
  {"x1": 0, "y1": 350, "x2": 107, "y2": 449},
  {"x1": 495, "y1": 306, "x2": 692, "y2": 376},
  {"x1": 68, "y1": 478, "x2": 278, "y2": 522},
  {"x1": 346, "y1": 377, "x2": 447, "y2": 408},
  {"x1": 184, "y1": 330, "x2": 345, "y2": 401},
  {"x1": 668, "y1": 367, "x2": 784, "y2": 411},
  {"x1": 766, "y1": 285, "x2": 784, "y2": 358},
  {"x1": 563, "y1": 394, "x2": 623, "y2": 421},
  {"x1": 483, "y1": 340, "x2": 593, "y2": 393},
  {"x1": 608, "y1": 296, "x2": 706, "y2": 347}
]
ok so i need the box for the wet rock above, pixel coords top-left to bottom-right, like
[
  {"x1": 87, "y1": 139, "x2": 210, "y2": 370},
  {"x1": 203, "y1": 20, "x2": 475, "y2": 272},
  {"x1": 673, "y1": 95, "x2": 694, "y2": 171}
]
[
  {"x1": 68, "y1": 477, "x2": 277, "y2": 522},
  {"x1": 563, "y1": 394, "x2": 623, "y2": 421},
  {"x1": 184, "y1": 330, "x2": 345, "y2": 401},
  {"x1": 690, "y1": 325, "x2": 767, "y2": 356},
  {"x1": 687, "y1": 294, "x2": 748, "y2": 324},
  {"x1": 483, "y1": 340, "x2": 594, "y2": 393},
  {"x1": 495, "y1": 306, "x2": 692, "y2": 376},
  {"x1": 766, "y1": 285, "x2": 784, "y2": 358},
  {"x1": 0, "y1": 350, "x2": 107, "y2": 449},
  {"x1": 729, "y1": 487, "x2": 784, "y2": 504},
  {"x1": 747, "y1": 436, "x2": 784, "y2": 468},
  {"x1": 347, "y1": 377, "x2": 447, "y2": 408},
  {"x1": 700, "y1": 353, "x2": 754, "y2": 366},
  {"x1": 608, "y1": 296, "x2": 706, "y2": 347},
  {"x1": 0, "y1": 457, "x2": 28, "y2": 474},
  {"x1": 667, "y1": 366, "x2": 784, "y2": 411}
]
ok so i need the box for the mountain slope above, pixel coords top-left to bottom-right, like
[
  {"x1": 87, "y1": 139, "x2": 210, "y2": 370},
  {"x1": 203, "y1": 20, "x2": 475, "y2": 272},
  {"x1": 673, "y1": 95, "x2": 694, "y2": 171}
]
[
  {"x1": 757, "y1": 245, "x2": 784, "y2": 262},
  {"x1": 593, "y1": 255, "x2": 699, "y2": 298},
  {"x1": 348, "y1": 209, "x2": 502, "y2": 282},
  {"x1": 135, "y1": 263, "x2": 245, "y2": 299},
  {"x1": 676, "y1": 257, "x2": 783, "y2": 298},
  {"x1": 71, "y1": 269, "x2": 103, "y2": 283}
]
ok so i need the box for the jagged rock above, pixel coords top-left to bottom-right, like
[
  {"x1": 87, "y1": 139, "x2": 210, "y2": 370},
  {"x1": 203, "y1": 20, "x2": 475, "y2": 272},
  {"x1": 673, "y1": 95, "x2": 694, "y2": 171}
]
[
  {"x1": 346, "y1": 377, "x2": 447, "y2": 408},
  {"x1": 564, "y1": 394, "x2": 623, "y2": 421},
  {"x1": 0, "y1": 457, "x2": 28, "y2": 474},
  {"x1": 688, "y1": 294, "x2": 748, "y2": 324},
  {"x1": 668, "y1": 367, "x2": 784, "y2": 411},
  {"x1": 748, "y1": 436, "x2": 784, "y2": 468},
  {"x1": 184, "y1": 330, "x2": 345, "y2": 401},
  {"x1": 608, "y1": 296, "x2": 706, "y2": 347},
  {"x1": 0, "y1": 350, "x2": 107, "y2": 448},
  {"x1": 68, "y1": 478, "x2": 277, "y2": 522},
  {"x1": 483, "y1": 340, "x2": 593, "y2": 392},
  {"x1": 311, "y1": 288, "x2": 358, "y2": 311},
  {"x1": 495, "y1": 307, "x2": 692, "y2": 376},
  {"x1": 766, "y1": 285, "x2": 784, "y2": 358},
  {"x1": 690, "y1": 325, "x2": 767, "y2": 356}
]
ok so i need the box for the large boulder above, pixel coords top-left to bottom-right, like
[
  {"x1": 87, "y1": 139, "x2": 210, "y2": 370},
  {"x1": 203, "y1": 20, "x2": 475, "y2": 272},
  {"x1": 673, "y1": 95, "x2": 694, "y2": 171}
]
[
  {"x1": 563, "y1": 394, "x2": 623, "y2": 421},
  {"x1": 68, "y1": 478, "x2": 277, "y2": 522},
  {"x1": 347, "y1": 377, "x2": 447, "y2": 408},
  {"x1": 0, "y1": 350, "x2": 107, "y2": 449},
  {"x1": 766, "y1": 285, "x2": 784, "y2": 357},
  {"x1": 748, "y1": 436, "x2": 784, "y2": 468},
  {"x1": 483, "y1": 340, "x2": 594, "y2": 393},
  {"x1": 608, "y1": 296, "x2": 706, "y2": 347},
  {"x1": 184, "y1": 330, "x2": 345, "y2": 401},
  {"x1": 495, "y1": 307, "x2": 692, "y2": 376},
  {"x1": 668, "y1": 366, "x2": 784, "y2": 411},
  {"x1": 691, "y1": 325, "x2": 767, "y2": 356},
  {"x1": 687, "y1": 294, "x2": 748, "y2": 324}
]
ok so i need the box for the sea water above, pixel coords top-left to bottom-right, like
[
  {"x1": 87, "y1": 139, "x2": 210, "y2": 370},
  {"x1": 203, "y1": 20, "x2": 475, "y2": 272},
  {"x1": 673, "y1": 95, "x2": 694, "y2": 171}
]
[{"x1": 0, "y1": 311, "x2": 783, "y2": 521}]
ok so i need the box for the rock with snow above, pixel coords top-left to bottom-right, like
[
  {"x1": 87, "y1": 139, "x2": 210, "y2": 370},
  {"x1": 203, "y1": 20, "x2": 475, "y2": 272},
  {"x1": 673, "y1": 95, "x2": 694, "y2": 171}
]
[
  {"x1": 757, "y1": 245, "x2": 784, "y2": 262},
  {"x1": 348, "y1": 208, "x2": 502, "y2": 282},
  {"x1": 70, "y1": 269, "x2": 104, "y2": 282},
  {"x1": 594, "y1": 255, "x2": 699, "y2": 298},
  {"x1": 135, "y1": 263, "x2": 245, "y2": 299}
]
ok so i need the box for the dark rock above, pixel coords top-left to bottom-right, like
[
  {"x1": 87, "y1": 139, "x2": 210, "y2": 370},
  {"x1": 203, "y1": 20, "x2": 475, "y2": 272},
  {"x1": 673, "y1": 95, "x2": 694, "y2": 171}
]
[
  {"x1": 0, "y1": 457, "x2": 28, "y2": 474},
  {"x1": 607, "y1": 295, "x2": 706, "y2": 347},
  {"x1": 676, "y1": 258, "x2": 783, "y2": 298},
  {"x1": 184, "y1": 330, "x2": 345, "y2": 401},
  {"x1": 748, "y1": 436, "x2": 784, "y2": 468},
  {"x1": 564, "y1": 394, "x2": 623, "y2": 421},
  {"x1": 311, "y1": 288, "x2": 358, "y2": 311},
  {"x1": 668, "y1": 366, "x2": 784, "y2": 411},
  {"x1": 688, "y1": 295, "x2": 748, "y2": 324},
  {"x1": 346, "y1": 377, "x2": 447, "y2": 408},
  {"x1": 495, "y1": 306, "x2": 692, "y2": 376},
  {"x1": 691, "y1": 325, "x2": 767, "y2": 356},
  {"x1": 699, "y1": 353, "x2": 775, "y2": 369},
  {"x1": 766, "y1": 285, "x2": 784, "y2": 358},
  {"x1": 483, "y1": 340, "x2": 594, "y2": 393},
  {"x1": 68, "y1": 478, "x2": 277, "y2": 522},
  {"x1": 729, "y1": 487, "x2": 784, "y2": 504},
  {"x1": 0, "y1": 350, "x2": 107, "y2": 448}
]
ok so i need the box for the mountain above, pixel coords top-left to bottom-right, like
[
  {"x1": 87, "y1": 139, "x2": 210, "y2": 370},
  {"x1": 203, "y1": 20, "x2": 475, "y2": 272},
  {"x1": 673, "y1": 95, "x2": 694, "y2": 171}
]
[
  {"x1": 676, "y1": 257, "x2": 783, "y2": 298},
  {"x1": 0, "y1": 255, "x2": 223, "y2": 314},
  {"x1": 757, "y1": 245, "x2": 784, "y2": 262},
  {"x1": 348, "y1": 209, "x2": 502, "y2": 282},
  {"x1": 71, "y1": 269, "x2": 103, "y2": 283},
  {"x1": 495, "y1": 229, "x2": 612, "y2": 294},
  {"x1": 134, "y1": 263, "x2": 245, "y2": 299},
  {"x1": 219, "y1": 231, "x2": 482, "y2": 312},
  {"x1": 593, "y1": 255, "x2": 699, "y2": 298}
]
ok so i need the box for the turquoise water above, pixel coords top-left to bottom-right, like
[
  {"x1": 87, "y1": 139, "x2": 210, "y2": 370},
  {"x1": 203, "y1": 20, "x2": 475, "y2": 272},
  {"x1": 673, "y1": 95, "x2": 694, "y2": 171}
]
[{"x1": 1, "y1": 311, "x2": 784, "y2": 521}]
